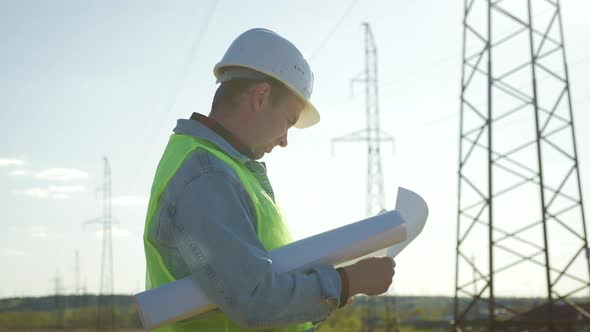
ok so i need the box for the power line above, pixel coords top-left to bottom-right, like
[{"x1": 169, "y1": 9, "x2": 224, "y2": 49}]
[
  {"x1": 156, "y1": 1, "x2": 218, "y2": 120},
  {"x1": 127, "y1": 1, "x2": 218, "y2": 191},
  {"x1": 380, "y1": 7, "x2": 563, "y2": 90},
  {"x1": 572, "y1": 54, "x2": 590, "y2": 66},
  {"x1": 133, "y1": 1, "x2": 218, "y2": 156},
  {"x1": 309, "y1": 0, "x2": 360, "y2": 61},
  {"x1": 381, "y1": 52, "x2": 459, "y2": 88},
  {"x1": 378, "y1": 49, "x2": 590, "y2": 115}
]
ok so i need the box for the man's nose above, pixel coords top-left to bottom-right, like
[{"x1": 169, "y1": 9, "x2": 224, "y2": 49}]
[{"x1": 278, "y1": 133, "x2": 288, "y2": 148}]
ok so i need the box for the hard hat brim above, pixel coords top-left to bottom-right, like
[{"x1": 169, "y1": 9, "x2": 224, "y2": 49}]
[
  {"x1": 294, "y1": 101, "x2": 320, "y2": 129},
  {"x1": 214, "y1": 63, "x2": 320, "y2": 129}
]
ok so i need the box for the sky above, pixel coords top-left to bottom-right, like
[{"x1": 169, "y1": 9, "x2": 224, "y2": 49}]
[{"x1": 1, "y1": 0, "x2": 589, "y2": 298}]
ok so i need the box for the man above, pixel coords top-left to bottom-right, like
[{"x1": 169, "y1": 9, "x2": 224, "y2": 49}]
[{"x1": 143, "y1": 28, "x2": 395, "y2": 331}]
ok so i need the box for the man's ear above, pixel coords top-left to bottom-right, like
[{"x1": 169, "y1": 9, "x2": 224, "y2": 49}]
[{"x1": 250, "y1": 82, "x2": 271, "y2": 113}]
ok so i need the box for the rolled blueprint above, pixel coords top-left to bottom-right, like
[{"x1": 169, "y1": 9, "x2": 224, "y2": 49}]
[
  {"x1": 387, "y1": 187, "x2": 429, "y2": 257},
  {"x1": 135, "y1": 187, "x2": 428, "y2": 331},
  {"x1": 346, "y1": 187, "x2": 429, "y2": 262}
]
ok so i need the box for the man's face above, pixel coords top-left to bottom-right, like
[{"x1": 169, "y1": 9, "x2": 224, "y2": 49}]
[{"x1": 250, "y1": 88, "x2": 304, "y2": 160}]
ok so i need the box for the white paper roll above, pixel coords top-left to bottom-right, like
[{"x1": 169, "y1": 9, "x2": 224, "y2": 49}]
[
  {"x1": 135, "y1": 187, "x2": 428, "y2": 330},
  {"x1": 337, "y1": 187, "x2": 429, "y2": 263},
  {"x1": 386, "y1": 187, "x2": 429, "y2": 258}
]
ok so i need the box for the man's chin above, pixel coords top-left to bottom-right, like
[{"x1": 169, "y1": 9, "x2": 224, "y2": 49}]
[{"x1": 253, "y1": 151, "x2": 265, "y2": 160}]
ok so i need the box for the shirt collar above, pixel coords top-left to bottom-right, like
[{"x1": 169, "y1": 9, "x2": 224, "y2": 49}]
[{"x1": 172, "y1": 113, "x2": 253, "y2": 163}]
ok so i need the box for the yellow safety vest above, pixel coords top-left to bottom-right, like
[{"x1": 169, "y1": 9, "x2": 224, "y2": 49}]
[{"x1": 143, "y1": 133, "x2": 314, "y2": 331}]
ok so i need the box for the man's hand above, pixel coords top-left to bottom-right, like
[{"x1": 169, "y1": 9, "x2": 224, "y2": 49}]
[{"x1": 341, "y1": 257, "x2": 395, "y2": 296}]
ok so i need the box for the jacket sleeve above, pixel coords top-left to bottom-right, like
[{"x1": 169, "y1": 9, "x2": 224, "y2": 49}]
[{"x1": 170, "y1": 170, "x2": 342, "y2": 329}]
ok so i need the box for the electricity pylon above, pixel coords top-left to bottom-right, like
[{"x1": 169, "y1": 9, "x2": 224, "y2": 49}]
[
  {"x1": 332, "y1": 22, "x2": 397, "y2": 332},
  {"x1": 86, "y1": 157, "x2": 116, "y2": 330},
  {"x1": 454, "y1": 1, "x2": 590, "y2": 330}
]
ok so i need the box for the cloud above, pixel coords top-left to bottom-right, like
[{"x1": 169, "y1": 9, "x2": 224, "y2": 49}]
[
  {"x1": 0, "y1": 248, "x2": 26, "y2": 257},
  {"x1": 0, "y1": 158, "x2": 25, "y2": 167},
  {"x1": 112, "y1": 195, "x2": 149, "y2": 207},
  {"x1": 48, "y1": 185, "x2": 86, "y2": 193},
  {"x1": 19, "y1": 188, "x2": 51, "y2": 199},
  {"x1": 35, "y1": 168, "x2": 89, "y2": 181},
  {"x1": 8, "y1": 169, "x2": 30, "y2": 176},
  {"x1": 15, "y1": 185, "x2": 86, "y2": 200},
  {"x1": 31, "y1": 225, "x2": 48, "y2": 238},
  {"x1": 95, "y1": 227, "x2": 130, "y2": 238},
  {"x1": 29, "y1": 225, "x2": 63, "y2": 239}
]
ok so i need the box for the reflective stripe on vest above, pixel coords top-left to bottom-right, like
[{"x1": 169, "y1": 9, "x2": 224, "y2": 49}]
[{"x1": 143, "y1": 133, "x2": 314, "y2": 332}]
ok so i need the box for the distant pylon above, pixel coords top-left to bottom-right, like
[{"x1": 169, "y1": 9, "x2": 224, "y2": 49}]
[
  {"x1": 85, "y1": 157, "x2": 116, "y2": 330},
  {"x1": 51, "y1": 270, "x2": 65, "y2": 329},
  {"x1": 454, "y1": 1, "x2": 590, "y2": 331},
  {"x1": 75, "y1": 250, "x2": 81, "y2": 295},
  {"x1": 73, "y1": 250, "x2": 81, "y2": 309},
  {"x1": 332, "y1": 22, "x2": 394, "y2": 217},
  {"x1": 332, "y1": 22, "x2": 396, "y2": 332},
  {"x1": 99, "y1": 157, "x2": 114, "y2": 305}
]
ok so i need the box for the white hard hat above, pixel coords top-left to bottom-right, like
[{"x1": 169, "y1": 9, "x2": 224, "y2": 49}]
[{"x1": 214, "y1": 28, "x2": 319, "y2": 129}]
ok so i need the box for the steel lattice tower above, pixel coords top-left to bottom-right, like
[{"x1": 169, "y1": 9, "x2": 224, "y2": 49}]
[
  {"x1": 75, "y1": 250, "x2": 81, "y2": 295},
  {"x1": 99, "y1": 157, "x2": 115, "y2": 329},
  {"x1": 86, "y1": 157, "x2": 116, "y2": 330},
  {"x1": 99, "y1": 157, "x2": 114, "y2": 304},
  {"x1": 454, "y1": 0, "x2": 590, "y2": 331},
  {"x1": 52, "y1": 270, "x2": 65, "y2": 329},
  {"x1": 332, "y1": 22, "x2": 394, "y2": 217},
  {"x1": 332, "y1": 22, "x2": 397, "y2": 332}
]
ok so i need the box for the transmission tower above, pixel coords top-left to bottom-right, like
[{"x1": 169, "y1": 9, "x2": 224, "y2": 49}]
[
  {"x1": 73, "y1": 250, "x2": 81, "y2": 309},
  {"x1": 86, "y1": 157, "x2": 116, "y2": 330},
  {"x1": 51, "y1": 270, "x2": 65, "y2": 329},
  {"x1": 332, "y1": 22, "x2": 396, "y2": 332},
  {"x1": 75, "y1": 250, "x2": 81, "y2": 295},
  {"x1": 332, "y1": 22, "x2": 394, "y2": 217},
  {"x1": 454, "y1": 0, "x2": 590, "y2": 331}
]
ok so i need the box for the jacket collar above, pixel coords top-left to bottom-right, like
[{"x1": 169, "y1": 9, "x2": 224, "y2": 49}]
[{"x1": 173, "y1": 113, "x2": 252, "y2": 163}]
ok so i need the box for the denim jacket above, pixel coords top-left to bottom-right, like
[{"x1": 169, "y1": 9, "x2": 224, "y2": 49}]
[{"x1": 148, "y1": 117, "x2": 342, "y2": 330}]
